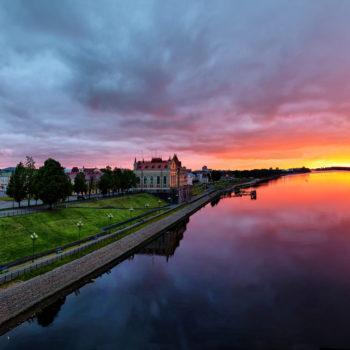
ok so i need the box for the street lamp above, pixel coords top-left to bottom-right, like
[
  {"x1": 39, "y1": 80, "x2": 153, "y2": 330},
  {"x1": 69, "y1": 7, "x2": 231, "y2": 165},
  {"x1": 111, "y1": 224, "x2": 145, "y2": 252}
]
[
  {"x1": 76, "y1": 220, "x2": 83, "y2": 242},
  {"x1": 158, "y1": 199, "x2": 162, "y2": 207},
  {"x1": 30, "y1": 232, "x2": 38, "y2": 262},
  {"x1": 129, "y1": 207, "x2": 134, "y2": 218},
  {"x1": 107, "y1": 213, "x2": 114, "y2": 224}
]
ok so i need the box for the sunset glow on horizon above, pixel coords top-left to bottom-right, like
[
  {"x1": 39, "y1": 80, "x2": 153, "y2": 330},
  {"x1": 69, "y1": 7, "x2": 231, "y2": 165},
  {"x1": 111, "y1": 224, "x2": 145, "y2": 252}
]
[{"x1": 1, "y1": 0, "x2": 350, "y2": 170}]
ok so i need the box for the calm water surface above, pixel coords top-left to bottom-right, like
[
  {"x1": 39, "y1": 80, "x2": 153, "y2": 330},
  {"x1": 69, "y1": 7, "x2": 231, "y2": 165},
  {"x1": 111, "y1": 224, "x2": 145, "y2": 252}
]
[{"x1": 1, "y1": 172, "x2": 350, "y2": 350}]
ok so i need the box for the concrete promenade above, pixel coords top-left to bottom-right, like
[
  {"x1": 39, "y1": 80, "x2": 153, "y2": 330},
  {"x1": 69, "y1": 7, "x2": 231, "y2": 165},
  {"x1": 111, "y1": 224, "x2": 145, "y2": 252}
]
[{"x1": 0, "y1": 189, "x2": 220, "y2": 331}]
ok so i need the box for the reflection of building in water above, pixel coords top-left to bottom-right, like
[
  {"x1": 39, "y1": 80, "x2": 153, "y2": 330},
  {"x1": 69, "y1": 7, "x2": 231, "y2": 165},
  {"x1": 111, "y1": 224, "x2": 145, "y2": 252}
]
[
  {"x1": 35, "y1": 296, "x2": 66, "y2": 327},
  {"x1": 138, "y1": 218, "x2": 188, "y2": 260},
  {"x1": 210, "y1": 196, "x2": 222, "y2": 207}
]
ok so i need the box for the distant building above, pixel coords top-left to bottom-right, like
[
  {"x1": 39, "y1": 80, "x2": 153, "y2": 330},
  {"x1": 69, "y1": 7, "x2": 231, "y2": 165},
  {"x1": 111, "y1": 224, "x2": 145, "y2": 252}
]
[
  {"x1": 193, "y1": 171, "x2": 210, "y2": 184},
  {"x1": 186, "y1": 172, "x2": 196, "y2": 186},
  {"x1": 191, "y1": 165, "x2": 212, "y2": 184},
  {"x1": 133, "y1": 154, "x2": 188, "y2": 190},
  {"x1": 67, "y1": 167, "x2": 102, "y2": 186},
  {"x1": 0, "y1": 168, "x2": 15, "y2": 193}
]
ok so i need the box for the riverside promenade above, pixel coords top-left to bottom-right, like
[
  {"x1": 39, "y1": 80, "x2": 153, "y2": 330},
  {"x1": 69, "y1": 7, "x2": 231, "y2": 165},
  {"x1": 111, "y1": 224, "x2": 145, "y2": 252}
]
[{"x1": 0, "y1": 188, "x2": 226, "y2": 331}]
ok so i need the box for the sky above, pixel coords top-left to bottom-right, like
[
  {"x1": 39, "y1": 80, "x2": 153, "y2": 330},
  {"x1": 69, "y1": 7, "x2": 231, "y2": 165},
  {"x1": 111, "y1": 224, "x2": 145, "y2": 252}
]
[{"x1": 1, "y1": 0, "x2": 350, "y2": 170}]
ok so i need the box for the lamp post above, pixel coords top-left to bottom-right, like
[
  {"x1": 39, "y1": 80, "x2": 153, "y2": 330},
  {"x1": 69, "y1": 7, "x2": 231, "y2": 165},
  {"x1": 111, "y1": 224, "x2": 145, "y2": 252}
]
[
  {"x1": 158, "y1": 199, "x2": 162, "y2": 207},
  {"x1": 129, "y1": 207, "x2": 134, "y2": 218},
  {"x1": 30, "y1": 232, "x2": 38, "y2": 262},
  {"x1": 106, "y1": 213, "x2": 113, "y2": 234},
  {"x1": 76, "y1": 220, "x2": 83, "y2": 242},
  {"x1": 107, "y1": 213, "x2": 114, "y2": 224}
]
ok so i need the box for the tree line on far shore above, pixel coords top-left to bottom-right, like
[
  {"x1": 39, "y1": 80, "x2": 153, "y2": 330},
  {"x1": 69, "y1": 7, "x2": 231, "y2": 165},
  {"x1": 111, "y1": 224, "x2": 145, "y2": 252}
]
[{"x1": 6, "y1": 157, "x2": 138, "y2": 208}]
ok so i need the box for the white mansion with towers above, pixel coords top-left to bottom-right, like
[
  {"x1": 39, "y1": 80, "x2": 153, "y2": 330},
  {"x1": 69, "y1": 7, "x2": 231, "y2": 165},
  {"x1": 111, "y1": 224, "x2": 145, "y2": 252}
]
[{"x1": 133, "y1": 154, "x2": 188, "y2": 191}]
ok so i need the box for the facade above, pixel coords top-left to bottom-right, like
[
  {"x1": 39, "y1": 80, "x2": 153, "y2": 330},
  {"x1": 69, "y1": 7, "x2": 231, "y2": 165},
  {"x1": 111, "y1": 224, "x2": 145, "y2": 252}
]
[
  {"x1": 193, "y1": 171, "x2": 210, "y2": 184},
  {"x1": 192, "y1": 165, "x2": 212, "y2": 184},
  {"x1": 133, "y1": 155, "x2": 188, "y2": 190},
  {"x1": 0, "y1": 168, "x2": 15, "y2": 193},
  {"x1": 186, "y1": 172, "x2": 196, "y2": 186},
  {"x1": 67, "y1": 167, "x2": 102, "y2": 191}
]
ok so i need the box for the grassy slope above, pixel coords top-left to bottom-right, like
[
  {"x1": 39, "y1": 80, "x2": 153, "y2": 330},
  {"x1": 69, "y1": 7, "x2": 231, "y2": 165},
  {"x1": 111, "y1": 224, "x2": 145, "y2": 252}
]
[
  {"x1": 76, "y1": 193, "x2": 164, "y2": 208},
  {"x1": 191, "y1": 184, "x2": 207, "y2": 196},
  {"x1": 0, "y1": 193, "x2": 165, "y2": 265}
]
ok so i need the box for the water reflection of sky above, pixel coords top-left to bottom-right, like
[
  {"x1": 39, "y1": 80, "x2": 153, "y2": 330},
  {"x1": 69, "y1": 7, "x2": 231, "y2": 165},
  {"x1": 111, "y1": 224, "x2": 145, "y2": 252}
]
[{"x1": 2, "y1": 172, "x2": 350, "y2": 349}]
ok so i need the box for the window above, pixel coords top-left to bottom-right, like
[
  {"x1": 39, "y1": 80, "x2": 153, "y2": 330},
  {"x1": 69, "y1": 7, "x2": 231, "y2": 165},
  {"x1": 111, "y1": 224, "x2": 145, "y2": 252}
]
[
  {"x1": 144, "y1": 177, "x2": 147, "y2": 185},
  {"x1": 150, "y1": 176, "x2": 153, "y2": 187},
  {"x1": 157, "y1": 176, "x2": 160, "y2": 185},
  {"x1": 163, "y1": 176, "x2": 167, "y2": 186}
]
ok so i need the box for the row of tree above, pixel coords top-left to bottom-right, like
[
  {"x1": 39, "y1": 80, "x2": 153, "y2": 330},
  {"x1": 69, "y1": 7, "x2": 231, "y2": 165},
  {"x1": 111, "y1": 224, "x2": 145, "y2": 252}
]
[
  {"x1": 7, "y1": 157, "x2": 73, "y2": 208},
  {"x1": 97, "y1": 167, "x2": 138, "y2": 195},
  {"x1": 7, "y1": 157, "x2": 139, "y2": 208},
  {"x1": 72, "y1": 166, "x2": 138, "y2": 196}
]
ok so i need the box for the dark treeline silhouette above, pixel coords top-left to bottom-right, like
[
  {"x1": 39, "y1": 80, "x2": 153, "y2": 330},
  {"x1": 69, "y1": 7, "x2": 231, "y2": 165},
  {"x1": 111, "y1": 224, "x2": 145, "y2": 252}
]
[
  {"x1": 315, "y1": 166, "x2": 350, "y2": 171},
  {"x1": 98, "y1": 167, "x2": 138, "y2": 196},
  {"x1": 209, "y1": 167, "x2": 311, "y2": 181}
]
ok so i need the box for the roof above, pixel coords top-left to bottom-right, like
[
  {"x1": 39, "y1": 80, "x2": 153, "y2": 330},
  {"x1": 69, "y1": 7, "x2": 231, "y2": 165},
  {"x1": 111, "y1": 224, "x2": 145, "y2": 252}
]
[
  {"x1": 134, "y1": 155, "x2": 183, "y2": 171},
  {"x1": 136, "y1": 159, "x2": 169, "y2": 170},
  {"x1": 1, "y1": 167, "x2": 15, "y2": 173}
]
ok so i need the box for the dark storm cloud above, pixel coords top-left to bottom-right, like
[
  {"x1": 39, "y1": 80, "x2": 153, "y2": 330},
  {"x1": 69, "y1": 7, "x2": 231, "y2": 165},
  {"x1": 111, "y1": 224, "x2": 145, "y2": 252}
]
[{"x1": 1, "y1": 0, "x2": 350, "y2": 168}]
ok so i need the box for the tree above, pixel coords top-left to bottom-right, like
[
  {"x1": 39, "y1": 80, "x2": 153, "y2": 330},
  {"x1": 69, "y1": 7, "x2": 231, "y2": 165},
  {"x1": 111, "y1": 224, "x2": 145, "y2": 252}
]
[
  {"x1": 120, "y1": 169, "x2": 138, "y2": 191},
  {"x1": 98, "y1": 172, "x2": 112, "y2": 196},
  {"x1": 6, "y1": 162, "x2": 27, "y2": 207},
  {"x1": 31, "y1": 171, "x2": 41, "y2": 206},
  {"x1": 37, "y1": 158, "x2": 72, "y2": 209},
  {"x1": 98, "y1": 167, "x2": 114, "y2": 196},
  {"x1": 112, "y1": 168, "x2": 122, "y2": 193},
  {"x1": 210, "y1": 170, "x2": 222, "y2": 182},
  {"x1": 24, "y1": 156, "x2": 37, "y2": 206},
  {"x1": 87, "y1": 175, "x2": 96, "y2": 198},
  {"x1": 73, "y1": 172, "x2": 87, "y2": 195}
]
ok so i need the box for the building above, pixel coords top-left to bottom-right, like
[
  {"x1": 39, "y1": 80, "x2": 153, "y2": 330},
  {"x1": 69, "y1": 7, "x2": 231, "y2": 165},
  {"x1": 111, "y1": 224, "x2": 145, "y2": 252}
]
[
  {"x1": 67, "y1": 167, "x2": 102, "y2": 193},
  {"x1": 133, "y1": 154, "x2": 188, "y2": 190},
  {"x1": 0, "y1": 168, "x2": 15, "y2": 193},
  {"x1": 186, "y1": 171, "x2": 196, "y2": 186},
  {"x1": 191, "y1": 165, "x2": 212, "y2": 184}
]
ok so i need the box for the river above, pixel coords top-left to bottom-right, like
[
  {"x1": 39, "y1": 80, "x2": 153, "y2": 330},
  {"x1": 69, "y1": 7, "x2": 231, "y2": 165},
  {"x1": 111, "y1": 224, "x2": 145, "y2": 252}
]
[{"x1": 1, "y1": 171, "x2": 350, "y2": 349}]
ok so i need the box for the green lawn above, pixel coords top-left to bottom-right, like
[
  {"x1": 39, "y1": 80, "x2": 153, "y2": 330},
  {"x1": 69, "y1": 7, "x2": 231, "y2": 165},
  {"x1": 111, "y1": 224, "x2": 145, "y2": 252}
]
[
  {"x1": 0, "y1": 193, "x2": 166, "y2": 265},
  {"x1": 191, "y1": 184, "x2": 207, "y2": 196},
  {"x1": 76, "y1": 193, "x2": 165, "y2": 209}
]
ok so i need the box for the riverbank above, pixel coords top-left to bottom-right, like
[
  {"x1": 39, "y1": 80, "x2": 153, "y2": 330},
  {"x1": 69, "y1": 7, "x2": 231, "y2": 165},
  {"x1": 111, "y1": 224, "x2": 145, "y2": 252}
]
[
  {"x1": 0, "y1": 193, "x2": 165, "y2": 266},
  {"x1": 0, "y1": 180, "x2": 256, "y2": 331}
]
